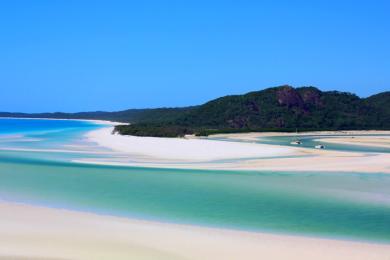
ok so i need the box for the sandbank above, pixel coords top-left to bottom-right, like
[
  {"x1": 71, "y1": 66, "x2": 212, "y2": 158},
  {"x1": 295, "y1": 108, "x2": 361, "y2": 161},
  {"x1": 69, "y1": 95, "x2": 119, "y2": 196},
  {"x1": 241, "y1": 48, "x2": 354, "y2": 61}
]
[
  {"x1": 1, "y1": 201, "x2": 389, "y2": 260},
  {"x1": 83, "y1": 127, "x2": 390, "y2": 173}
]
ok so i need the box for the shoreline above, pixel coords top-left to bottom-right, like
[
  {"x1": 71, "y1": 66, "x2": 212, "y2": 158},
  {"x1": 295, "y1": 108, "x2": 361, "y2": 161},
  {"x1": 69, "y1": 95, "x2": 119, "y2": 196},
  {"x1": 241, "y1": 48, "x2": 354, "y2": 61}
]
[
  {"x1": 211, "y1": 130, "x2": 390, "y2": 141},
  {"x1": 84, "y1": 127, "x2": 390, "y2": 173},
  {"x1": 86, "y1": 126, "x2": 296, "y2": 162},
  {"x1": 1, "y1": 201, "x2": 389, "y2": 260},
  {"x1": 0, "y1": 116, "x2": 123, "y2": 126},
  {"x1": 316, "y1": 136, "x2": 390, "y2": 149},
  {"x1": 1, "y1": 119, "x2": 390, "y2": 259}
]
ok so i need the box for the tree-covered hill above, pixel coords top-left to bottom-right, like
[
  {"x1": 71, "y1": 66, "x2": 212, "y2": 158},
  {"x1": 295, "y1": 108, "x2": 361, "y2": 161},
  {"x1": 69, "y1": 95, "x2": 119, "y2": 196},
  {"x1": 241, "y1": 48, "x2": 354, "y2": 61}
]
[
  {"x1": 1, "y1": 85, "x2": 389, "y2": 137},
  {"x1": 114, "y1": 86, "x2": 390, "y2": 136},
  {"x1": 364, "y1": 91, "x2": 390, "y2": 128}
]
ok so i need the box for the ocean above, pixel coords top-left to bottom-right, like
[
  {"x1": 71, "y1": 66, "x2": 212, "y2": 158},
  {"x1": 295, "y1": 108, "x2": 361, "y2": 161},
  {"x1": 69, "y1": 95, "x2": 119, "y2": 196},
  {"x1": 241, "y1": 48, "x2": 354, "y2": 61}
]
[{"x1": 0, "y1": 118, "x2": 389, "y2": 243}]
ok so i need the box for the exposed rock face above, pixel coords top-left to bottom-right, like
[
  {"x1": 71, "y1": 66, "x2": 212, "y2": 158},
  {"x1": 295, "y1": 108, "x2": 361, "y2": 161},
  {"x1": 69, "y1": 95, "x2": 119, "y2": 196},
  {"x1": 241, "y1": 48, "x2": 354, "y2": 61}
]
[
  {"x1": 110, "y1": 85, "x2": 390, "y2": 136},
  {"x1": 299, "y1": 87, "x2": 323, "y2": 107},
  {"x1": 276, "y1": 86, "x2": 304, "y2": 108}
]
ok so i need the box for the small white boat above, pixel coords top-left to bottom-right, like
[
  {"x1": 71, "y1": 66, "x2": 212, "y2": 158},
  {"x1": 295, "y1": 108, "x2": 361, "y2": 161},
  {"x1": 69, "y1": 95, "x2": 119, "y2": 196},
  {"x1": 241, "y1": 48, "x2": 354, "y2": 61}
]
[
  {"x1": 315, "y1": 144, "x2": 325, "y2": 149},
  {"x1": 290, "y1": 128, "x2": 301, "y2": 145}
]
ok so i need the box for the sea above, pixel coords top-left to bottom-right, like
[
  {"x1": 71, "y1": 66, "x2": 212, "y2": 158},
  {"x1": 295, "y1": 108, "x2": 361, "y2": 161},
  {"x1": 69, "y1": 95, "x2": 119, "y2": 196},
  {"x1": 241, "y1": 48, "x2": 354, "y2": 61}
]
[{"x1": 0, "y1": 118, "x2": 389, "y2": 243}]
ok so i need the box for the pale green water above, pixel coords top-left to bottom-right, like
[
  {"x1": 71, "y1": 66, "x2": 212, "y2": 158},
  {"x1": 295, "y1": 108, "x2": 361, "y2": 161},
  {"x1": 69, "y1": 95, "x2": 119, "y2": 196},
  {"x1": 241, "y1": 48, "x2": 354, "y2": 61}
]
[{"x1": 0, "y1": 119, "x2": 390, "y2": 243}]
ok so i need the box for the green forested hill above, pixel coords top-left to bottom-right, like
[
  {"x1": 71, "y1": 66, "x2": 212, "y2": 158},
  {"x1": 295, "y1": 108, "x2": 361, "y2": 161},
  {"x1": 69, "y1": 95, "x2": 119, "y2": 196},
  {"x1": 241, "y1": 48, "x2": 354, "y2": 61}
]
[
  {"x1": 1, "y1": 86, "x2": 389, "y2": 137},
  {"x1": 174, "y1": 86, "x2": 369, "y2": 129},
  {"x1": 115, "y1": 86, "x2": 390, "y2": 136},
  {"x1": 365, "y1": 91, "x2": 390, "y2": 128}
]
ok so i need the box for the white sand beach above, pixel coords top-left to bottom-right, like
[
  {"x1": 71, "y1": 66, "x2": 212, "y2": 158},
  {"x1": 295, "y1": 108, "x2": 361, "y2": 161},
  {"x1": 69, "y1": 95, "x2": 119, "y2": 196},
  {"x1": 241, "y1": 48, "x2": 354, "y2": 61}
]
[
  {"x1": 86, "y1": 127, "x2": 295, "y2": 161},
  {"x1": 84, "y1": 127, "x2": 390, "y2": 173},
  {"x1": 1, "y1": 201, "x2": 389, "y2": 260},
  {"x1": 3, "y1": 123, "x2": 390, "y2": 260}
]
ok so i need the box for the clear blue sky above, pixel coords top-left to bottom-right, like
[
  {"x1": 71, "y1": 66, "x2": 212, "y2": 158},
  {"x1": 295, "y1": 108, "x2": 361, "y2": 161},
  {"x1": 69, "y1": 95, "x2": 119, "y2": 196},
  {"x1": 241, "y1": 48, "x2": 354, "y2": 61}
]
[{"x1": 0, "y1": 0, "x2": 389, "y2": 112}]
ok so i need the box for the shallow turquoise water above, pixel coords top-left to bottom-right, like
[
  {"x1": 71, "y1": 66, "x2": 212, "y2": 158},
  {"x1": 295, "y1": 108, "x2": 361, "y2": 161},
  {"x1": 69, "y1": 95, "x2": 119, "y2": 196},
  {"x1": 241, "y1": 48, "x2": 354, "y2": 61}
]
[
  {"x1": 0, "y1": 118, "x2": 389, "y2": 243},
  {"x1": 257, "y1": 135, "x2": 390, "y2": 153}
]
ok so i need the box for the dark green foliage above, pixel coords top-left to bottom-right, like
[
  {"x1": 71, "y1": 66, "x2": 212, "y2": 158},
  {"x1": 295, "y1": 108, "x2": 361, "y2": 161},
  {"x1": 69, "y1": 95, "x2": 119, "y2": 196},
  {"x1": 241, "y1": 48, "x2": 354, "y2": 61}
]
[
  {"x1": 1, "y1": 86, "x2": 389, "y2": 137},
  {"x1": 364, "y1": 91, "x2": 390, "y2": 128},
  {"x1": 114, "y1": 124, "x2": 193, "y2": 138},
  {"x1": 114, "y1": 86, "x2": 389, "y2": 137}
]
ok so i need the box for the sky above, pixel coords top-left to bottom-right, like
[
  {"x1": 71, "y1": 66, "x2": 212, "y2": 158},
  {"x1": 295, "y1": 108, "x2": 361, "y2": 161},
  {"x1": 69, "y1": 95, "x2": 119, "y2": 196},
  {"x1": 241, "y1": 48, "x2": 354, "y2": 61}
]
[{"x1": 0, "y1": 0, "x2": 389, "y2": 112}]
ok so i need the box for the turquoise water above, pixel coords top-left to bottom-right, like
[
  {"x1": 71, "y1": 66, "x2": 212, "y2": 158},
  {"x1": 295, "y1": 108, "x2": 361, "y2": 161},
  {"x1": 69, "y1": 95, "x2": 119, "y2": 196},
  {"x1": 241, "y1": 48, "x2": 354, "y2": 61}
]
[
  {"x1": 257, "y1": 135, "x2": 390, "y2": 153},
  {"x1": 0, "y1": 118, "x2": 103, "y2": 149},
  {"x1": 0, "y1": 118, "x2": 390, "y2": 243}
]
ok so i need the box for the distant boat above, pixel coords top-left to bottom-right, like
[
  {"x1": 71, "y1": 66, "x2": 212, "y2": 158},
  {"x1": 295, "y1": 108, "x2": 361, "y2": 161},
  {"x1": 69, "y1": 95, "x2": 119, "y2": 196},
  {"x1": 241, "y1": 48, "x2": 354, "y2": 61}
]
[
  {"x1": 290, "y1": 140, "x2": 302, "y2": 145},
  {"x1": 290, "y1": 128, "x2": 301, "y2": 145},
  {"x1": 315, "y1": 144, "x2": 325, "y2": 149}
]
